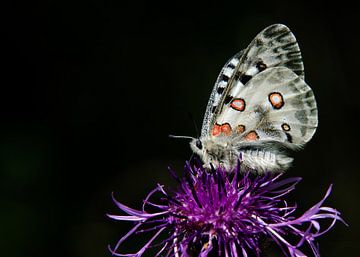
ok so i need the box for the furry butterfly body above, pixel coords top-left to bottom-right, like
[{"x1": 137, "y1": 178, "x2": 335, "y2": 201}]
[{"x1": 190, "y1": 24, "x2": 318, "y2": 172}]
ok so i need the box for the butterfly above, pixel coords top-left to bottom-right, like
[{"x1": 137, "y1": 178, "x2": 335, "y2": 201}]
[{"x1": 189, "y1": 24, "x2": 318, "y2": 172}]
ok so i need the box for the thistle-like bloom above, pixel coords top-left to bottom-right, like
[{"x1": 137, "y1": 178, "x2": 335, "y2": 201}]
[{"x1": 108, "y1": 160, "x2": 345, "y2": 257}]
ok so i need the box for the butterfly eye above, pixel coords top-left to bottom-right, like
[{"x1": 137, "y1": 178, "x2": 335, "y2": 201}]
[{"x1": 196, "y1": 139, "x2": 203, "y2": 150}]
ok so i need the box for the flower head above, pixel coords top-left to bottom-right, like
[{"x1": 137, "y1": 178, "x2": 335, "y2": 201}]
[{"x1": 108, "y1": 160, "x2": 346, "y2": 257}]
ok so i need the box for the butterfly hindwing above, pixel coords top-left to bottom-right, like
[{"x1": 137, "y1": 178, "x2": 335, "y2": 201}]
[
  {"x1": 215, "y1": 67, "x2": 318, "y2": 147},
  {"x1": 202, "y1": 24, "x2": 305, "y2": 138}
]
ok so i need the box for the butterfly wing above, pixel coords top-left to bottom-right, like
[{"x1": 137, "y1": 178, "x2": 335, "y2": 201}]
[
  {"x1": 214, "y1": 67, "x2": 318, "y2": 148},
  {"x1": 201, "y1": 51, "x2": 243, "y2": 137},
  {"x1": 201, "y1": 24, "x2": 305, "y2": 138}
]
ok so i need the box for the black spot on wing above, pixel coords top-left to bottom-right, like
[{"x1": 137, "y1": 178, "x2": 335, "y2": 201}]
[
  {"x1": 240, "y1": 74, "x2": 252, "y2": 85},
  {"x1": 263, "y1": 24, "x2": 286, "y2": 38},
  {"x1": 217, "y1": 87, "x2": 225, "y2": 94},
  {"x1": 256, "y1": 61, "x2": 267, "y2": 72},
  {"x1": 286, "y1": 51, "x2": 301, "y2": 59},
  {"x1": 285, "y1": 59, "x2": 304, "y2": 77},
  {"x1": 285, "y1": 132, "x2": 293, "y2": 143},
  {"x1": 224, "y1": 95, "x2": 233, "y2": 105},
  {"x1": 279, "y1": 41, "x2": 298, "y2": 51},
  {"x1": 228, "y1": 62, "x2": 236, "y2": 69},
  {"x1": 255, "y1": 38, "x2": 263, "y2": 47},
  {"x1": 221, "y1": 74, "x2": 229, "y2": 82},
  {"x1": 211, "y1": 105, "x2": 217, "y2": 113},
  {"x1": 275, "y1": 30, "x2": 292, "y2": 43}
]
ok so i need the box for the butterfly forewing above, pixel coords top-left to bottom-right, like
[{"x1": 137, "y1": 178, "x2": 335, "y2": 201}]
[
  {"x1": 201, "y1": 51, "x2": 243, "y2": 138},
  {"x1": 237, "y1": 24, "x2": 305, "y2": 80}
]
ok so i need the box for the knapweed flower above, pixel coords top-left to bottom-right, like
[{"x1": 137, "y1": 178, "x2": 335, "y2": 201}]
[{"x1": 108, "y1": 160, "x2": 345, "y2": 257}]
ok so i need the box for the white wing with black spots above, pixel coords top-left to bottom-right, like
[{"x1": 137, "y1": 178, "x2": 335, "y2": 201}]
[
  {"x1": 201, "y1": 51, "x2": 243, "y2": 137},
  {"x1": 201, "y1": 24, "x2": 305, "y2": 138},
  {"x1": 216, "y1": 67, "x2": 317, "y2": 147}
]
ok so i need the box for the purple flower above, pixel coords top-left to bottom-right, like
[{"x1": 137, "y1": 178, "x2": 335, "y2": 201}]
[{"x1": 108, "y1": 160, "x2": 346, "y2": 257}]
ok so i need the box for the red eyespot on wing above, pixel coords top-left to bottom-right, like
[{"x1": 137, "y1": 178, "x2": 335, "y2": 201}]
[
  {"x1": 230, "y1": 98, "x2": 246, "y2": 112},
  {"x1": 212, "y1": 123, "x2": 221, "y2": 136},
  {"x1": 245, "y1": 130, "x2": 259, "y2": 141},
  {"x1": 268, "y1": 92, "x2": 284, "y2": 109},
  {"x1": 212, "y1": 123, "x2": 232, "y2": 136},
  {"x1": 221, "y1": 123, "x2": 232, "y2": 136}
]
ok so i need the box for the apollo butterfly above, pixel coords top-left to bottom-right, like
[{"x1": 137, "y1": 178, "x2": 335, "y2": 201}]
[{"x1": 190, "y1": 24, "x2": 318, "y2": 172}]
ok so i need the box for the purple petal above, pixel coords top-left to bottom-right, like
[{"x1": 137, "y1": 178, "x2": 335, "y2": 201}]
[
  {"x1": 290, "y1": 248, "x2": 307, "y2": 257},
  {"x1": 142, "y1": 185, "x2": 163, "y2": 212},
  {"x1": 111, "y1": 192, "x2": 147, "y2": 217},
  {"x1": 109, "y1": 222, "x2": 142, "y2": 256},
  {"x1": 135, "y1": 227, "x2": 166, "y2": 257},
  {"x1": 107, "y1": 214, "x2": 147, "y2": 222}
]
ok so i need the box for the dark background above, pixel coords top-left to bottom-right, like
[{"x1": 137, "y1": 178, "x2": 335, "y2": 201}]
[{"x1": 2, "y1": 1, "x2": 359, "y2": 256}]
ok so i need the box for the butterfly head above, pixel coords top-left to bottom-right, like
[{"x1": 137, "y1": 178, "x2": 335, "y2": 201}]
[
  {"x1": 190, "y1": 137, "x2": 238, "y2": 170},
  {"x1": 190, "y1": 138, "x2": 203, "y2": 155}
]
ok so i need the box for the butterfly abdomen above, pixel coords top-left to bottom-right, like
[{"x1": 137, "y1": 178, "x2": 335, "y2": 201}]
[{"x1": 241, "y1": 149, "x2": 293, "y2": 172}]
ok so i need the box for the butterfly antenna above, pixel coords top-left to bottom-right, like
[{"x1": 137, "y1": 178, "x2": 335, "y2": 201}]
[
  {"x1": 168, "y1": 135, "x2": 194, "y2": 140},
  {"x1": 187, "y1": 112, "x2": 200, "y2": 138}
]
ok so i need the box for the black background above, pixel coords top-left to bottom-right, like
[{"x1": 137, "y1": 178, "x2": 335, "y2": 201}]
[{"x1": 2, "y1": 1, "x2": 359, "y2": 257}]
